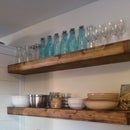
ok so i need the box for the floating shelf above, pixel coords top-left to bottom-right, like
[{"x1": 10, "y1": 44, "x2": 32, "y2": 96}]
[
  {"x1": 7, "y1": 107, "x2": 130, "y2": 125},
  {"x1": 8, "y1": 40, "x2": 130, "y2": 75}
]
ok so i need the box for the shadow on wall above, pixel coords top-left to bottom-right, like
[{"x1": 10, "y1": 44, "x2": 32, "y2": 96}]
[{"x1": 52, "y1": 62, "x2": 130, "y2": 77}]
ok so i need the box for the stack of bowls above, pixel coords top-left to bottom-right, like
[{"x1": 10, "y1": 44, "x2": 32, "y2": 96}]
[
  {"x1": 12, "y1": 95, "x2": 29, "y2": 107},
  {"x1": 84, "y1": 93, "x2": 119, "y2": 110},
  {"x1": 68, "y1": 98, "x2": 84, "y2": 109}
]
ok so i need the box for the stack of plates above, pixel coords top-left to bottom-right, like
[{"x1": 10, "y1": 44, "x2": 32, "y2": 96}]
[
  {"x1": 68, "y1": 98, "x2": 84, "y2": 109},
  {"x1": 84, "y1": 93, "x2": 119, "y2": 110}
]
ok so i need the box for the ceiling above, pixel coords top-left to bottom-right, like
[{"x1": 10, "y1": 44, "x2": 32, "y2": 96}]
[{"x1": 0, "y1": 0, "x2": 97, "y2": 38}]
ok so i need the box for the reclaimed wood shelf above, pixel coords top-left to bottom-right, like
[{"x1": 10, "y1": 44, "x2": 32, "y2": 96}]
[
  {"x1": 8, "y1": 40, "x2": 130, "y2": 75},
  {"x1": 7, "y1": 107, "x2": 130, "y2": 125}
]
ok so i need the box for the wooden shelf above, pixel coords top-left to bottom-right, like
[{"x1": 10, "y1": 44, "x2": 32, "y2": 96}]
[
  {"x1": 8, "y1": 40, "x2": 130, "y2": 75},
  {"x1": 7, "y1": 107, "x2": 130, "y2": 125}
]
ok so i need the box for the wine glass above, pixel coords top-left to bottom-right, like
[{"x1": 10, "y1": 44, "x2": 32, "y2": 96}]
[
  {"x1": 116, "y1": 19, "x2": 127, "y2": 40},
  {"x1": 86, "y1": 25, "x2": 96, "y2": 48}
]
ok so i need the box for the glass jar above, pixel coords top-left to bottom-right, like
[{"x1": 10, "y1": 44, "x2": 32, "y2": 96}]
[
  {"x1": 45, "y1": 35, "x2": 54, "y2": 57},
  {"x1": 40, "y1": 38, "x2": 46, "y2": 58},
  {"x1": 78, "y1": 26, "x2": 88, "y2": 50},
  {"x1": 60, "y1": 31, "x2": 69, "y2": 54},
  {"x1": 50, "y1": 92, "x2": 62, "y2": 109},
  {"x1": 53, "y1": 33, "x2": 61, "y2": 56},
  {"x1": 68, "y1": 28, "x2": 78, "y2": 53}
]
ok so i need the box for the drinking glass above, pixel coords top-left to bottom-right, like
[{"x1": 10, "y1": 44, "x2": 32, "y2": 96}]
[{"x1": 16, "y1": 47, "x2": 24, "y2": 63}]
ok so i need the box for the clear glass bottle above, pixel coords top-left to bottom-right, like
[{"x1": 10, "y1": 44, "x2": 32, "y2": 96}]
[
  {"x1": 40, "y1": 38, "x2": 46, "y2": 58},
  {"x1": 78, "y1": 26, "x2": 88, "y2": 50},
  {"x1": 45, "y1": 35, "x2": 54, "y2": 57},
  {"x1": 60, "y1": 31, "x2": 69, "y2": 54},
  {"x1": 53, "y1": 33, "x2": 61, "y2": 56},
  {"x1": 68, "y1": 28, "x2": 78, "y2": 53}
]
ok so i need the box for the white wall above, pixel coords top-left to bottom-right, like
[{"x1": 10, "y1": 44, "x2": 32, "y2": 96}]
[
  {"x1": 0, "y1": 0, "x2": 130, "y2": 130},
  {"x1": 0, "y1": 46, "x2": 20, "y2": 130}
]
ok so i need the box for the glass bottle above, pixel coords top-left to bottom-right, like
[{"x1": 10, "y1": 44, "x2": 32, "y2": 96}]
[
  {"x1": 53, "y1": 33, "x2": 61, "y2": 56},
  {"x1": 40, "y1": 38, "x2": 46, "y2": 58},
  {"x1": 60, "y1": 31, "x2": 69, "y2": 54},
  {"x1": 45, "y1": 35, "x2": 54, "y2": 57},
  {"x1": 68, "y1": 28, "x2": 78, "y2": 53},
  {"x1": 78, "y1": 26, "x2": 88, "y2": 50}
]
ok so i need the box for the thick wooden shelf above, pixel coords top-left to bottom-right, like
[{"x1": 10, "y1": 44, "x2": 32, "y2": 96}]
[
  {"x1": 8, "y1": 40, "x2": 130, "y2": 75},
  {"x1": 7, "y1": 107, "x2": 130, "y2": 125}
]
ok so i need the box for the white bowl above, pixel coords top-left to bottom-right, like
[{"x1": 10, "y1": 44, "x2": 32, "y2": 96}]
[
  {"x1": 68, "y1": 103, "x2": 84, "y2": 110},
  {"x1": 84, "y1": 100, "x2": 118, "y2": 110},
  {"x1": 68, "y1": 98, "x2": 83, "y2": 104},
  {"x1": 12, "y1": 96, "x2": 29, "y2": 107}
]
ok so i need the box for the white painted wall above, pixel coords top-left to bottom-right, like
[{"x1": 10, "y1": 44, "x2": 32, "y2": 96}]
[
  {"x1": 0, "y1": 0, "x2": 130, "y2": 130},
  {"x1": 0, "y1": 46, "x2": 20, "y2": 130}
]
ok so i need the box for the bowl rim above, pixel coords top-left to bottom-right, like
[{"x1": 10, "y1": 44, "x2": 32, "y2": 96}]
[{"x1": 84, "y1": 98, "x2": 119, "y2": 102}]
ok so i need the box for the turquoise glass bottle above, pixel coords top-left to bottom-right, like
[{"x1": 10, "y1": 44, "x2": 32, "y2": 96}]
[
  {"x1": 45, "y1": 35, "x2": 54, "y2": 57},
  {"x1": 53, "y1": 33, "x2": 60, "y2": 56},
  {"x1": 60, "y1": 31, "x2": 68, "y2": 54},
  {"x1": 68, "y1": 28, "x2": 78, "y2": 53},
  {"x1": 40, "y1": 38, "x2": 46, "y2": 58},
  {"x1": 78, "y1": 26, "x2": 88, "y2": 50}
]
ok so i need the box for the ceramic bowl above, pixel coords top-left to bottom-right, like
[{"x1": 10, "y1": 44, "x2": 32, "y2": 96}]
[
  {"x1": 84, "y1": 99, "x2": 119, "y2": 110},
  {"x1": 68, "y1": 98, "x2": 84, "y2": 109},
  {"x1": 68, "y1": 98, "x2": 83, "y2": 104},
  {"x1": 87, "y1": 93, "x2": 119, "y2": 100},
  {"x1": 68, "y1": 103, "x2": 84, "y2": 109},
  {"x1": 12, "y1": 95, "x2": 29, "y2": 107}
]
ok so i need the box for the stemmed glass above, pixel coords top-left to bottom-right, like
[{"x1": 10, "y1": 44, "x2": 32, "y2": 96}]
[
  {"x1": 86, "y1": 25, "x2": 96, "y2": 48},
  {"x1": 116, "y1": 19, "x2": 127, "y2": 40}
]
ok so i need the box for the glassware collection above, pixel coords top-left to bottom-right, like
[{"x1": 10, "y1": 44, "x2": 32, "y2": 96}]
[{"x1": 16, "y1": 19, "x2": 127, "y2": 63}]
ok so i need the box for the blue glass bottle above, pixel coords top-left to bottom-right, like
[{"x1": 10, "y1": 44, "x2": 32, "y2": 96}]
[
  {"x1": 53, "y1": 33, "x2": 60, "y2": 56},
  {"x1": 40, "y1": 38, "x2": 46, "y2": 58},
  {"x1": 78, "y1": 26, "x2": 87, "y2": 50},
  {"x1": 60, "y1": 31, "x2": 69, "y2": 54},
  {"x1": 68, "y1": 28, "x2": 78, "y2": 53},
  {"x1": 45, "y1": 35, "x2": 54, "y2": 57}
]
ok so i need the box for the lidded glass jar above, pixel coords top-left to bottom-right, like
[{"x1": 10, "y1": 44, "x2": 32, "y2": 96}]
[
  {"x1": 40, "y1": 38, "x2": 46, "y2": 58},
  {"x1": 53, "y1": 33, "x2": 61, "y2": 56},
  {"x1": 50, "y1": 92, "x2": 62, "y2": 109},
  {"x1": 68, "y1": 28, "x2": 78, "y2": 53},
  {"x1": 60, "y1": 31, "x2": 69, "y2": 54},
  {"x1": 78, "y1": 26, "x2": 87, "y2": 50},
  {"x1": 45, "y1": 35, "x2": 54, "y2": 57}
]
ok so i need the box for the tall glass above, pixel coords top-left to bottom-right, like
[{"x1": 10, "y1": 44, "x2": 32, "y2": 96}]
[{"x1": 16, "y1": 47, "x2": 24, "y2": 63}]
